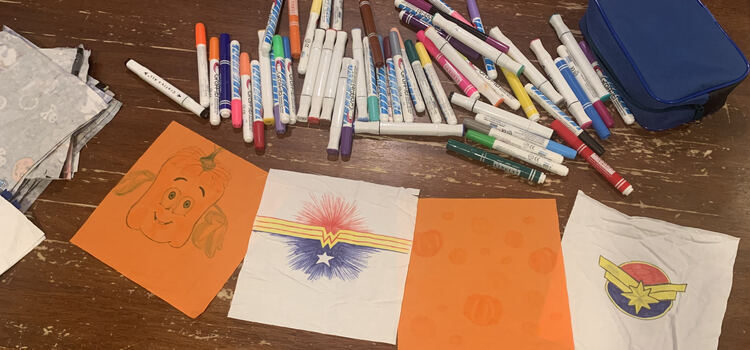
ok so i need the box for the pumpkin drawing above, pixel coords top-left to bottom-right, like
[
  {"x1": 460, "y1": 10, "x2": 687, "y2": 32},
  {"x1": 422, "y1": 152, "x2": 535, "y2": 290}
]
[{"x1": 115, "y1": 147, "x2": 231, "y2": 258}]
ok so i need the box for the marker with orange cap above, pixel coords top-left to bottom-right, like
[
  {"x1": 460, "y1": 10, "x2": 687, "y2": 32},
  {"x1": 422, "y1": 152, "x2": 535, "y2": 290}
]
[
  {"x1": 208, "y1": 37, "x2": 220, "y2": 126},
  {"x1": 195, "y1": 23, "x2": 209, "y2": 108},
  {"x1": 240, "y1": 52, "x2": 253, "y2": 143},
  {"x1": 288, "y1": 0, "x2": 301, "y2": 58}
]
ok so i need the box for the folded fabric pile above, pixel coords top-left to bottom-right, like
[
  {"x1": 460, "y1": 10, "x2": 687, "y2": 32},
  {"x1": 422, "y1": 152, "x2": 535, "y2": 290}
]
[{"x1": 0, "y1": 26, "x2": 122, "y2": 212}]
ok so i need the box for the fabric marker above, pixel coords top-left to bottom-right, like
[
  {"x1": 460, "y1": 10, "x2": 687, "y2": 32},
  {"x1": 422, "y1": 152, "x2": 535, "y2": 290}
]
[
  {"x1": 355, "y1": 122, "x2": 463, "y2": 136},
  {"x1": 321, "y1": 31, "x2": 348, "y2": 122},
  {"x1": 352, "y1": 29, "x2": 369, "y2": 121},
  {"x1": 450, "y1": 93, "x2": 552, "y2": 138},
  {"x1": 467, "y1": 130, "x2": 569, "y2": 176},
  {"x1": 195, "y1": 23, "x2": 210, "y2": 108},
  {"x1": 431, "y1": 14, "x2": 522, "y2": 75},
  {"x1": 359, "y1": 0, "x2": 384, "y2": 67},
  {"x1": 408, "y1": 0, "x2": 510, "y2": 53},
  {"x1": 550, "y1": 120, "x2": 633, "y2": 195},
  {"x1": 417, "y1": 32, "x2": 479, "y2": 100},
  {"x1": 529, "y1": 38, "x2": 590, "y2": 128},
  {"x1": 363, "y1": 37, "x2": 380, "y2": 121},
  {"x1": 283, "y1": 37, "x2": 297, "y2": 124},
  {"x1": 579, "y1": 41, "x2": 636, "y2": 125},
  {"x1": 251, "y1": 60, "x2": 266, "y2": 151},
  {"x1": 549, "y1": 14, "x2": 609, "y2": 102},
  {"x1": 320, "y1": 0, "x2": 332, "y2": 29},
  {"x1": 466, "y1": 0, "x2": 497, "y2": 80},
  {"x1": 332, "y1": 0, "x2": 343, "y2": 30},
  {"x1": 240, "y1": 53, "x2": 253, "y2": 143},
  {"x1": 261, "y1": 0, "x2": 284, "y2": 53},
  {"x1": 405, "y1": 40, "x2": 441, "y2": 124},
  {"x1": 447, "y1": 139, "x2": 546, "y2": 184},
  {"x1": 555, "y1": 57, "x2": 609, "y2": 140},
  {"x1": 288, "y1": 0, "x2": 301, "y2": 58},
  {"x1": 557, "y1": 45, "x2": 615, "y2": 128},
  {"x1": 309, "y1": 29, "x2": 337, "y2": 123},
  {"x1": 298, "y1": 0, "x2": 323, "y2": 74},
  {"x1": 208, "y1": 37, "x2": 220, "y2": 126},
  {"x1": 125, "y1": 59, "x2": 207, "y2": 118},
  {"x1": 297, "y1": 29, "x2": 326, "y2": 122},
  {"x1": 328, "y1": 58, "x2": 352, "y2": 155},
  {"x1": 273, "y1": 36, "x2": 289, "y2": 125},
  {"x1": 394, "y1": 28, "x2": 425, "y2": 114},
  {"x1": 388, "y1": 31, "x2": 415, "y2": 122},
  {"x1": 425, "y1": 28, "x2": 502, "y2": 106},
  {"x1": 489, "y1": 27, "x2": 563, "y2": 106},
  {"x1": 415, "y1": 42, "x2": 456, "y2": 124},
  {"x1": 219, "y1": 33, "x2": 232, "y2": 118},
  {"x1": 464, "y1": 118, "x2": 567, "y2": 163},
  {"x1": 525, "y1": 83, "x2": 604, "y2": 156},
  {"x1": 501, "y1": 67, "x2": 539, "y2": 121},
  {"x1": 474, "y1": 113, "x2": 571, "y2": 154},
  {"x1": 376, "y1": 36, "x2": 392, "y2": 121},
  {"x1": 340, "y1": 60, "x2": 358, "y2": 157},
  {"x1": 270, "y1": 48, "x2": 285, "y2": 134},
  {"x1": 397, "y1": 8, "x2": 481, "y2": 60},
  {"x1": 258, "y1": 30, "x2": 274, "y2": 125},
  {"x1": 230, "y1": 40, "x2": 242, "y2": 128},
  {"x1": 426, "y1": 0, "x2": 471, "y2": 26},
  {"x1": 383, "y1": 39, "x2": 403, "y2": 122},
  {"x1": 469, "y1": 60, "x2": 519, "y2": 110}
]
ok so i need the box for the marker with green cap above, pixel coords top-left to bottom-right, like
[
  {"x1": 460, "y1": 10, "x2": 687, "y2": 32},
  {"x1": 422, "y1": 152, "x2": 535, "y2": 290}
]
[
  {"x1": 446, "y1": 140, "x2": 546, "y2": 184},
  {"x1": 272, "y1": 35, "x2": 290, "y2": 128},
  {"x1": 405, "y1": 39, "x2": 442, "y2": 124},
  {"x1": 463, "y1": 118, "x2": 566, "y2": 163},
  {"x1": 466, "y1": 129, "x2": 569, "y2": 177}
]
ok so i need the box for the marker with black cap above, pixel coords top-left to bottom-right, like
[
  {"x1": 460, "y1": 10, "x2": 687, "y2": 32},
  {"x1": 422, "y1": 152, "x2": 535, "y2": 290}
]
[{"x1": 126, "y1": 59, "x2": 208, "y2": 119}]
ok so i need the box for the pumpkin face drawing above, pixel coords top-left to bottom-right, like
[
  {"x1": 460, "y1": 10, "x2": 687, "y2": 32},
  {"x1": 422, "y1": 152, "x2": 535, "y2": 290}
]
[{"x1": 116, "y1": 147, "x2": 231, "y2": 257}]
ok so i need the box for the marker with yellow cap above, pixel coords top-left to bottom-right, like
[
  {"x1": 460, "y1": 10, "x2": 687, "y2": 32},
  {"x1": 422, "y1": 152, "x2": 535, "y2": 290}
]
[
  {"x1": 298, "y1": 0, "x2": 323, "y2": 74},
  {"x1": 501, "y1": 67, "x2": 540, "y2": 121},
  {"x1": 415, "y1": 42, "x2": 456, "y2": 124}
]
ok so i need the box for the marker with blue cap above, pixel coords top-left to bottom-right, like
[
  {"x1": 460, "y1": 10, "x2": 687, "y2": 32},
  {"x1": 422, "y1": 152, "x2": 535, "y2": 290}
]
[
  {"x1": 219, "y1": 33, "x2": 231, "y2": 118},
  {"x1": 555, "y1": 57, "x2": 609, "y2": 140}
]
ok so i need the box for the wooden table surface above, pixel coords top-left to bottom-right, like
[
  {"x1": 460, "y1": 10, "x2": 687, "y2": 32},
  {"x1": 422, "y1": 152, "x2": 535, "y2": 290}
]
[{"x1": 1, "y1": 0, "x2": 748, "y2": 348}]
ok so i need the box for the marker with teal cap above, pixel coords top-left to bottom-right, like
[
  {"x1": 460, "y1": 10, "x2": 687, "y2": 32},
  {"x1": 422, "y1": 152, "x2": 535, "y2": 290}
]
[
  {"x1": 405, "y1": 39, "x2": 442, "y2": 124},
  {"x1": 362, "y1": 36, "x2": 380, "y2": 121},
  {"x1": 447, "y1": 140, "x2": 546, "y2": 184},
  {"x1": 466, "y1": 129, "x2": 569, "y2": 176}
]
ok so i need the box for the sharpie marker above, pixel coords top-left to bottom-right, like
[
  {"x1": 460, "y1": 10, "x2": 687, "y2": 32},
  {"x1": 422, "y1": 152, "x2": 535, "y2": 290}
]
[
  {"x1": 405, "y1": 40, "x2": 441, "y2": 124},
  {"x1": 555, "y1": 57, "x2": 609, "y2": 139},
  {"x1": 489, "y1": 27, "x2": 563, "y2": 106},
  {"x1": 466, "y1": 0, "x2": 497, "y2": 80},
  {"x1": 219, "y1": 34, "x2": 231, "y2": 118},
  {"x1": 298, "y1": 0, "x2": 323, "y2": 74},
  {"x1": 417, "y1": 31, "x2": 479, "y2": 100},
  {"x1": 447, "y1": 139, "x2": 546, "y2": 184},
  {"x1": 416, "y1": 42, "x2": 456, "y2": 124},
  {"x1": 450, "y1": 92, "x2": 552, "y2": 138},
  {"x1": 328, "y1": 58, "x2": 352, "y2": 155},
  {"x1": 397, "y1": 9, "x2": 480, "y2": 60},
  {"x1": 126, "y1": 59, "x2": 207, "y2": 118},
  {"x1": 550, "y1": 14, "x2": 609, "y2": 101},
  {"x1": 389, "y1": 31, "x2": 415, "y2": 122},
  {"x1": 258, "y1": 30, "x2": 274, "y2": 125},
  {"x1": 240, "y1": 53, "x2": 253, "y2": 142},
  {"x1": 530, "y1": 38, "x2": 590, "y2": 128},
  {"x1": 297, "y1": 29, "x2": 326, "y2": 122},
  {"x1": 558, "y1": 45, "x2": 614, "y2": 128},
  {"x1": 321, "y1": 31, "x2": 348, "y2": 122},
  {"x1": 525, "y1": 83, "x2": 604, "y2": 156},
  {"x1": 230, "y1": 40, "x2": 242, "y2": 128},
  {"x1": 551, "y1": 120, "x2": 633, "y2": 195},
  {"x1": 195, "y1": 23, "x2": 210, "y2": 108},
  {"x1": 251, "y1": 60, "x2": 266, "y2": 151},
  {"x1": 208, "y1": 37, "x2": 220, "y2": 125},
  {"x1": 272, "y1": 35, "x2": 289, "y2": 126},
  {"x1": 352, "y1": 29, "x2": 369, "y2": 121},
  {"x1": 393, "y1": 28, "x2": 425, "y2": 114},
  {"x1": 355, "y1": 122, "x2": 463, "y2": 136},
  {"x1": 261, "y1": 0, "x2": 284, "y2": 53},
  {"x1": 464, "y1": 118, "x2": 567, "y2": 163},
  {"x1": 376, "y1": 36, "x2": 392, "y2": 121},
  {"x1": 309, "y1": 29, "x2": 337, "y2": 123},
  {"x1": 383, "y1": 39, "x2": 403, "y2": 122},
  {"x1": 362, "y1": 37, "x2": 380, "y2": 121},
  {"x1": 283, "y1": 37, "x2": 297, "y2": 124},
  {"x1": 579, "y1": 40, "x2": 635, "y2": 125}
]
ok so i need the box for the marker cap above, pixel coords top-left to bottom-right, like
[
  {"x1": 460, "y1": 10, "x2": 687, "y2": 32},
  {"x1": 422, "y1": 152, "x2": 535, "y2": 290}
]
[
  {"x1": 283, "y1": 36, "x2": 292, "y2": 59},
  {"x1": 272, "y1": 35, "x2": 284, "y2": 58},
  {"x1": 415, "y1": 42, "x2": 432, "y2": 66},
  {"x1": 354, "y1": 121, "x2": 380, "y2": 134},
  {"x1": 209, "y1": 37, "x2": 219, "y2": 60},
  {"x1": 404, "y1": 40, "x2": 419, "y2": 63},
  {"x1": 466, "y1": 129, "x2": 496, "y2": 149},
  {"x1": 462, "y1": 118, "x2": 491, "y2": 135},
  {"x1": 383, "y1": 39, "x2": 392, "y2": 59},
  {"x1": 367, "y1": 96, "x2": 380, "y2": 121},
  {"x1": 546, "y1": 139, "x2": 578, "y2": 160},
  {"x1": 220, "y1": 34, "x2": 230, "y2": 58},
  {"x1": 340, "y1": 128, "x2": 353, "y2": 157},
  {"x1": 240, "y1": 52, "x2": 251, "y2": 76},
  {"x1": 195, "y1": 23, "x2": 206, "y2": 46},
  {"x1": 578, "y1": 130, "x2": 606, "y2": 156}
]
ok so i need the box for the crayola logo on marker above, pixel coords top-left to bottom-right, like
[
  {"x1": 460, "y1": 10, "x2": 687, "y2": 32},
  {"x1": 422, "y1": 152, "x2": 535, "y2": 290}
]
[{"x1": 599, "y1": 256, "x2": 687, "y2": 320}]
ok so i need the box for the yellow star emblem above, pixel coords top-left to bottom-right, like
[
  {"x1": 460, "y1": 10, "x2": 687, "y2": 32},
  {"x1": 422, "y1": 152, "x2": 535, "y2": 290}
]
[{"x1": 620, "y1": 281, "x2": 660, "y2": 314}]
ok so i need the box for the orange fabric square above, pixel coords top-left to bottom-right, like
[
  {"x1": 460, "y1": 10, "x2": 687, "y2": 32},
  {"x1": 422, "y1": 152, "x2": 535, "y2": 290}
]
[
  {"x1": 398, "y1": 198, "x2": 574, "y2": 350},
  {"x1": 71, "y1": 122, "x2": 267, "y2": 318}
]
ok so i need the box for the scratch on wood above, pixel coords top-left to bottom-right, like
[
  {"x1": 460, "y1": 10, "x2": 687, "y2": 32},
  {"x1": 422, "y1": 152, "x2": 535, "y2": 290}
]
[
  {"x1": 149, "y1": 45, "x2": 195, "y2": 53},
  {"x1": 35, "y1": 198, "x2": 98, "y2": 209},
  {"x1": 0, "y1": 0, "x2": 22, "y2": 4},
  {"x1": 135, "y1": 106, "x2": 192, "y2": 115},
  {"x1": 81, "y1": 168, "x2": 126, "y2": 176}
]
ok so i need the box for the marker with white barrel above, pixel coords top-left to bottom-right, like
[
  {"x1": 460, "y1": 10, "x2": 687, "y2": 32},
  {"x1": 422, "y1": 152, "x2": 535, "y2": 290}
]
[
  {"x1": 450, "y1": 92, "x2": 552, "y2": 138},
  {"x1": 297, "y1": 29, "x2": 326, "y2": 122},
  {"x1": 195, "y1": 23, "x2": 210, "y2": 108},
  {"x1": 355, "y1": 122, "x2": 464, "y2": 136},
  {"x1": 328, "y1": 58, "x2": 353, "y2": 155},
  {"x1": 321, "y1": 31, "x2": 348, "y2": 122},
  {"x1": 126, "y1": 59, "x2": 207, "y2": 119}
]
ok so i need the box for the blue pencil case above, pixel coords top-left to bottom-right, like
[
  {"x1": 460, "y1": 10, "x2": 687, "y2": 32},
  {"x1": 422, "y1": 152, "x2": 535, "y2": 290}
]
[{"x1": 580, "y1": 0, "x2": 748, "y2": 131}]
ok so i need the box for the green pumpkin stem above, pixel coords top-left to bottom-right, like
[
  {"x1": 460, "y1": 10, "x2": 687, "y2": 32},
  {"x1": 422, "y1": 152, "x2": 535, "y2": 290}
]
[{"x1": 200, "y1": 147, "x2": 223, "y2": 171}]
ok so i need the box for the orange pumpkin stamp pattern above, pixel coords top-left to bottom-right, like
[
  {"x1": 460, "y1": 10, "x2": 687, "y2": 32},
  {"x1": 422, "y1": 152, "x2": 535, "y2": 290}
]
[
  {"x1": 399, "y1": 198, "x2": 574, "y2": 350},
  {"x1": 71, "y1": 122, "x2": 268, "y2": 318}
]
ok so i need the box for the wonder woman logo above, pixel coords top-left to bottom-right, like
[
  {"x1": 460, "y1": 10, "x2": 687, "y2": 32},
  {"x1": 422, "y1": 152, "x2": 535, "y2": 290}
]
[
  {"x1": 253, "y1": 194, "x2": 412, "y2": 281},
  {"x1": 600, "y1": 256, "x2": 687, "y2": 319}
]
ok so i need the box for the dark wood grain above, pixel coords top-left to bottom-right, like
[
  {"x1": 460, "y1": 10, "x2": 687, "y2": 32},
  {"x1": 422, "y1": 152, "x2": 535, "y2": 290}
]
[{"x1": 1, "y1": 0, "x2": 748, "y2": 348}]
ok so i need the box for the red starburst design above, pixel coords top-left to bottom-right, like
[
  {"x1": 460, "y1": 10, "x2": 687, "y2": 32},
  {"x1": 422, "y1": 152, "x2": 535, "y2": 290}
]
[{"x1": 296, "y1": 194, "x2": 368, "y2": 247}]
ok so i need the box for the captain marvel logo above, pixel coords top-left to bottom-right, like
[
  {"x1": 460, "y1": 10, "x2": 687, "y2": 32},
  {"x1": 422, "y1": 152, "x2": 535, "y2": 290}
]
[{"x1": 599, "y1": 256, "x2": 687, "y2": 320}]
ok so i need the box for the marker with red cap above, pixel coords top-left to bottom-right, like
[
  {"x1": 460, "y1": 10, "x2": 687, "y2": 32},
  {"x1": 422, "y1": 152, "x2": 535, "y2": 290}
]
[
  {"x1": 550, "y1": 120, "x2": 633, "y2": 196},
  {"x1": 250, "y1": 59, "x2": 266, "y2": 151}
]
